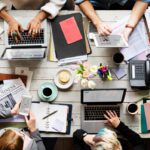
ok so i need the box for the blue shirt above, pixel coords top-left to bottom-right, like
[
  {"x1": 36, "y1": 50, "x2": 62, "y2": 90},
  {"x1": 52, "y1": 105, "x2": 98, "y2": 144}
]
[{"x1": 75, "y1": 0, "x2": 149, "y2": 9}]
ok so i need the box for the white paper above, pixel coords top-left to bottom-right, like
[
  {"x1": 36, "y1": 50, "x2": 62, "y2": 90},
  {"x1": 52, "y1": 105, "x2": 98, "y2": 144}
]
[
  {"x1": 120, "y1": 20, "x2": 149, "y2": 61},
  {"x1": 32, "y1": 102, "x2": 68, "y2": 133},
  {"x1": 0, "y1": 78, "x2": 29, "y2": 109}
]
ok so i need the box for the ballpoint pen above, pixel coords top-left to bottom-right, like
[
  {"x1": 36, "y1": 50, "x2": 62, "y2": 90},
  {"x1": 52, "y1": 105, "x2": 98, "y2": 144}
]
[{"x1": 42, "y1": 110, "x2": 58, "y2": 120}]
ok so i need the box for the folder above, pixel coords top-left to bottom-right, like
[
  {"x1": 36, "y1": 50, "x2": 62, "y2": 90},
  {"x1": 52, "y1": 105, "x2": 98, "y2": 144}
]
[
  {"x1": 51, "y1": 13, "x2": 87, "y2": 60},
  {"x1": 0, "y1": 73, "x2": 27, "y2": 86},
  {"x1": 32, "y1": 102, "x2": 72, "y2": 134}
]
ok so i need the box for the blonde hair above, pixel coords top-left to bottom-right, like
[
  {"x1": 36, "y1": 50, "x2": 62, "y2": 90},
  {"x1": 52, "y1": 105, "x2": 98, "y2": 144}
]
[
  {"x1": 0, "y1": 129, "x2": 23, "y2": 150},
  {"x1": 93, "y1": 128, "x2": 122, "y2": 150}
]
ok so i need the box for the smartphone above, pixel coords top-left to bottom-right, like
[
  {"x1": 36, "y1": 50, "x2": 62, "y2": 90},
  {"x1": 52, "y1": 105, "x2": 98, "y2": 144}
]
[{"x1": 19, "y1": 95, "x2": 32, "y2": 116}]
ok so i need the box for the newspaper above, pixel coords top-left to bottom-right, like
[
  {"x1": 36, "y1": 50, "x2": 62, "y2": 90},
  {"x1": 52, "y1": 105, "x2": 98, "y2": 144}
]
[{"x1": 0, "y1": 78, "x2": 28, "y2": 110}]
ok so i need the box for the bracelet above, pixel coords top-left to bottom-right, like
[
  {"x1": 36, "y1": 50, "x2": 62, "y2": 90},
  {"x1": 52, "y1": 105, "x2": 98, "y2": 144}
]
[
  {"x1": 83, "y1": 132, "x2": 88, "y2": 138},
  {"x1": 125, "y1": 24, "x2": 134, "y2": 29}
]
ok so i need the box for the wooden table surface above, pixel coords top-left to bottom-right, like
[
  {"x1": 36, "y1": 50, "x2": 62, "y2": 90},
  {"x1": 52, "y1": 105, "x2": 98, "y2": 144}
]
[{"x1": 0, "y1": 10, "x2": 150, "y2": 138}]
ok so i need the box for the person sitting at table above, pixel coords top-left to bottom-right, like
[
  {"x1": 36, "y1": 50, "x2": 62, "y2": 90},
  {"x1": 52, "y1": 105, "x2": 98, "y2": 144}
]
[
  {"x1": 75, "y1": 0, "x2": 149, "y2": 41},
  {"x1": 0, "y1": 102, "x2": 46, "y2": 150},
  {"x1": 73, "y1": 110, "x2": 146, "y2": 150},
  {"x1": 0, "y1": 0, "x2": 66, "y2": 41}
]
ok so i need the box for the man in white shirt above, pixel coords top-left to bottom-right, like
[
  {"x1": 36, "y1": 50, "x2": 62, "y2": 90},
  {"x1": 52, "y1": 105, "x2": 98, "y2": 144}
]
[{"x1": 0, "y1": 0, "x2": 66, "y2": 41}]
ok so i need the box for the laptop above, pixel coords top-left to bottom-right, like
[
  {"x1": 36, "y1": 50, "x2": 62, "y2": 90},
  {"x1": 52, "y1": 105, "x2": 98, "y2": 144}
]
[
  {"x1": 129, "y1": 60, "x2": 146, "y2": 88},
  {"x1": 2, "y1": 17, "x2": 47, "y2": 59},
  {"x1": 81, "y1": 88, "x2": 126, "y2": 133}
]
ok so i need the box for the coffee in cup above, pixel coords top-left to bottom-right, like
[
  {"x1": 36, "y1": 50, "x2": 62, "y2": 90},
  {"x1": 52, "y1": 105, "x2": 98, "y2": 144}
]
[
  {"x1": 42, "y1": 87, "x2": 52, "y2": 99},
  {"x1": 112, "y1": 52, "x2": 124, "y2": 65},
  {"x1": 127, "y1": 103, "x2": 138, "y2": 115}
]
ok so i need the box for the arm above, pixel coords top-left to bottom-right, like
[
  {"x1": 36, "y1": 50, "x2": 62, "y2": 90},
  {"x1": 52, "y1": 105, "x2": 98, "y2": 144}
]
[
  {"x1": 123, "y1": 0, "x2": 148, "y2": 41},
  {"x1": 76, "y1": 0, "x2": 111, "y2": 35},
  {"x1": 30, "y1": 129, "x2": 46, "y2": 150},
  {"x1": 104, "y1": 111, "x2": 142, "y2": 147},
  {"x1": 0, "y1": 102, "x2": 20, "y2": 119},
  {"x1": 116, "y1": 121, "x2": 142, "y2": 146},
  {"x1": 28, "y1": 0, "x2": 66, "y2": 36},
  {"x1": 25, "y1": 112, "x2": 46, "y2": 150}
]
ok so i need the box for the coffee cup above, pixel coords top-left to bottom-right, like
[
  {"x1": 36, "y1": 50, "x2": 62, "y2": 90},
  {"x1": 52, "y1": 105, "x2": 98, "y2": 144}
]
[
  {"x1": 112, "y1": 52, "x2": 124, "y2": 65},
  {"x1": 42, "y1": 87, "x2": 52, "y2": 99},
  {"x1": 127, "y1": 103, "x2": 138, "y2": 115}
]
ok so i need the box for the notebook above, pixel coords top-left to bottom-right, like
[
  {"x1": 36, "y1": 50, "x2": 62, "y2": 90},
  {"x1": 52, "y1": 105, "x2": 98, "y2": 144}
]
[
  {"x1": 32, "y1": 102, "x2": 72, "y2": 133},
  {"x1": 51, "y1": 13, "x2": 87, "y2": 65}
]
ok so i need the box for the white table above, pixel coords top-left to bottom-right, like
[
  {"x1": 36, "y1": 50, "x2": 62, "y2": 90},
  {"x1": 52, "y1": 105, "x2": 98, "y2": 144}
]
[{"x1": 0, "y1": 10, "x2": 150, "y2": 138}]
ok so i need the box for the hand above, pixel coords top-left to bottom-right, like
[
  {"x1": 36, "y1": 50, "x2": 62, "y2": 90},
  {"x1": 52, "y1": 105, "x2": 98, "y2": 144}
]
[
  {"x1": 104, "y1": 110, "x2": 120, "y2": 128},
  {"x1": 25, "y1": 111, "x2": 37, "y2": 132},
  {"x1": 96, "y1": 21, "x2": 112, "y2": 36},
  {"x1": 27, "y1": 17, "x2": 41, "y2": 37},
  {"x1": 8, "y1": 19, "x2": 23, "y2": 42},
  {"x1": 11, "y1": 102, "x2": 20, "y2": 115},
  {"x1": 83, "y1": 134, "x2": 96, "y2": 147},
  {"x1": 122, "y1": 27, "x2": 133, "y2": 42}
]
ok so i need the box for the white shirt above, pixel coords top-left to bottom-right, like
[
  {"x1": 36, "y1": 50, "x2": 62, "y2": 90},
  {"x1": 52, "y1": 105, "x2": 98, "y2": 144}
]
[{"x1": 0, "y1": 0, "x2": 66, "y2": 18}]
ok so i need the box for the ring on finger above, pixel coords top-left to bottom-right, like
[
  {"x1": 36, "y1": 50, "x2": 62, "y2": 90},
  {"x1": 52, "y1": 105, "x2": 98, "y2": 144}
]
[{"x1": 12, "y1": 31, "x2": 18, "y2": 38}]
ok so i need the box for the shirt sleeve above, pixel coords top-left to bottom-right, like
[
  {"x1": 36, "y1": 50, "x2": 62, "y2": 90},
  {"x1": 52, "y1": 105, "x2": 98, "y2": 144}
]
[
  {"x1": 41, "y1": 0, "x2": 66, "y2": 19},
  {"x1": 142, "y1": 0, "x2": 150, "y2": 2},
  {"x1": 75, "y1": 0, "x2": 84, "y2": 5},
  {"x1": 116, "y1": 121, "x2": 142, "y2": 146},
  {"x1": 0, "y1": 106, "x2": 12, "y2": 119},
  {"x1": 0, "y1": 2, "x2": 7, "y2": 11},
  {"x1": 30, "y1": 129, "x2": 46, "y2": 150}
]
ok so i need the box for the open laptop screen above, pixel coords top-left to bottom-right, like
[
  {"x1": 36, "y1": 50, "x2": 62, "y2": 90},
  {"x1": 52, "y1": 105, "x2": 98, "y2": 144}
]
[{"x1": 81, "y1": 89, "x2": 126, "y2": 104}]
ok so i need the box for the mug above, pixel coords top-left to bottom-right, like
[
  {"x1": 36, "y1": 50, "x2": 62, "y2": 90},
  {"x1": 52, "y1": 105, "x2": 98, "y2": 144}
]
[
  {"x1": 112, "y1": 52, "x2": 124, "y2": 65},
  {"x1": 127, "y1": 103, "x2": 138, "y2": 115},
  {"x1": 42, "y1": 87, "x2": 53, "y2": 99}
]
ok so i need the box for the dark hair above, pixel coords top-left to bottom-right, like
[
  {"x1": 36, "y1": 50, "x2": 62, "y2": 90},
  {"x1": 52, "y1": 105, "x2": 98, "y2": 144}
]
[{"x1": 0, "y1": 129, "x2": 23, "y2": 150}]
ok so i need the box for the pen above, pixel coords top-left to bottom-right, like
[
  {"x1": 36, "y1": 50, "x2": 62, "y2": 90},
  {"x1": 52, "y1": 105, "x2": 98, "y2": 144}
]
[{"x1": 42, "y1": 110, "x2": 58, "y2": 120}]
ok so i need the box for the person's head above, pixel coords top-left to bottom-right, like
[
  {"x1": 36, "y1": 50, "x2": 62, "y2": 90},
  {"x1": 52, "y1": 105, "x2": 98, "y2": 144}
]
[
  {"x1": 0, "y1": 129, "x2": 23, "y2": 150},
  {"x1": 92, "y1": 128, "x2": 122, "y2": 150}
]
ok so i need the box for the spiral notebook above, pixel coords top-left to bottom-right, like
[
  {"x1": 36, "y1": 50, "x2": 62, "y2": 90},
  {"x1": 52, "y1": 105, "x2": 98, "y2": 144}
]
[{"x1": 32, "y1": 102, "x2": 72, "y2": 134}]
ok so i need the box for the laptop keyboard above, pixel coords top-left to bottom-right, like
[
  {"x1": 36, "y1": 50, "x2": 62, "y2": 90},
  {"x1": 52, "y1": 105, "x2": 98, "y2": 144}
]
[
  {"x1": 84, "y1": 106, "x2": 120, "y2": 120},
  {"x1": 8, "y1": 29, "x2": 44, "y2": 45}
]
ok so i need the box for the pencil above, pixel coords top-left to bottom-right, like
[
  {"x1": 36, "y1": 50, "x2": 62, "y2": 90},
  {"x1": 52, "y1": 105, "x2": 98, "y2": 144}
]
[{"x1": 42, "y1": 110, "x2": 58, "y2": 120}]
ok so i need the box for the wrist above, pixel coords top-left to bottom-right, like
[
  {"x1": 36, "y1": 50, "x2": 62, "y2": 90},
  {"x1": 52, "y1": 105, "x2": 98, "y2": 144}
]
[
  {"x1": 125, "y1": 24, "x2": 134, "y2": 30},
  {"x1": 29, "y1": 127, "x2": 37, "y2": 133}
]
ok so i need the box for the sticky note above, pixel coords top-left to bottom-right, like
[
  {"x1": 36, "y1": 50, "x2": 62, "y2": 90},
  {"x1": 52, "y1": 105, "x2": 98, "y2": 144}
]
[{"x1": 59, "y1": 17, "x2": 82, "y2": 44}]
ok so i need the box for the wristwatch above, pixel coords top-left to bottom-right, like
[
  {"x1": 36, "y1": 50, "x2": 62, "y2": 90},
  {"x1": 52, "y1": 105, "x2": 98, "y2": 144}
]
[
  {"x1": 82, "y1": 132, "x2": 88, "y2": 138},
  {"x1": 125, "y1": 24, "x2": 134, "y2": 30}
]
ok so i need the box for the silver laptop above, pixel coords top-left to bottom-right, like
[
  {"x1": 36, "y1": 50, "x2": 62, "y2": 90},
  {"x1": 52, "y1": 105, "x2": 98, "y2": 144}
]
[
  {"x1": 81, "y1": 88, "x2": 126, "y2": 133},
  {"x1": 2, "y1": 17, "x2": 48, "y2": 59}
]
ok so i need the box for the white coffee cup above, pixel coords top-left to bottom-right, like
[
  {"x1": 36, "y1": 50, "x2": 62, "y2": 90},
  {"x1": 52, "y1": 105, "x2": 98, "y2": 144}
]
[{"x1": 127, "y1": 103, "x2": 138, "y2": 115}]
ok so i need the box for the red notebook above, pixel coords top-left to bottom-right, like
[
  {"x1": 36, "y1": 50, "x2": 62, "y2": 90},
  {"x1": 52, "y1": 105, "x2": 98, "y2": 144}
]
[
  {"x1": 59, "y1": 17, "x2": 82, "y2": 44},
  {"x1": 144, "y1": 103, "x2": 150, "y2": 130}
]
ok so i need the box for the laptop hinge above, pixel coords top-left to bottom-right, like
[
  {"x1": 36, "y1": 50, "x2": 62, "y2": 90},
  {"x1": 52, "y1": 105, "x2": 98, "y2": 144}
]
[{"x1": 11, "y1": 45, "x2": 44, "y2": 49}]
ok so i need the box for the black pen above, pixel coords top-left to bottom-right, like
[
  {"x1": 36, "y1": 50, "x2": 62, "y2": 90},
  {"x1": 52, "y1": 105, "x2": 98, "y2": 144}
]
[{"x1": 42, "y1": 110, "x2": 58, "y2": 120}]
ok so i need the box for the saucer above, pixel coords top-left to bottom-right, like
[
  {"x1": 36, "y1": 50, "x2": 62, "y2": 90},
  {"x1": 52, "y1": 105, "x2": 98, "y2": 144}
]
[
  {"x1": 54, "y1": 68, "x2": 74, "y2": 89},
  {"x1": 38, "y1": 82, "x2": 58, "y2": 102}
]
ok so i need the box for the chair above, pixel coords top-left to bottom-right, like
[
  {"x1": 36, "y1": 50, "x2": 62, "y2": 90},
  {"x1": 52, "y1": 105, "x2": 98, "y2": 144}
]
[{"x1": 63, "y1": 0, "x2": 75, "y2": 10}]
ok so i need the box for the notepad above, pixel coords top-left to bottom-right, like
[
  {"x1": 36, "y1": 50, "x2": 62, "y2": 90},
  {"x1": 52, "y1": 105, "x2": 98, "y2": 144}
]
[
  {"x1": 59, "y1": 17, "x2": 82, "y2": 44},
  {"x1": 144, "y1": 103, "x2": 150, "y2": 130},
  {"x1": 32, "y1": 102, "x2": 69, "y2": 133}
]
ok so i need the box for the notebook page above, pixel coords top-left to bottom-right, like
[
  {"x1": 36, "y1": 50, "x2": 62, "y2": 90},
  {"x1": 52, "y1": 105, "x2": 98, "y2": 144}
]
[{"x1": 32, "y1": 102, "x2": 68, "y2": 133}]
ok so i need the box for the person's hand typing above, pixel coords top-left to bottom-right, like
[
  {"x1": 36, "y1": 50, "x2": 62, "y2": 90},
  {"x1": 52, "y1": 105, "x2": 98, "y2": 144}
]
[
  {"x1": 96, "y1": 21, "x2": 112, "y2": 36},
  {"x1": 83, "y1": 134, "x2": 96, "y2": 147},
  {"x1": 27, "y1": 17, "x2": 41, "y2": 37},
  {"x1": 8, "y1": 19, "x2": 23, "y2": 42},
  {"x1": 25, "y1": 111, "x2": 37, "y2": 132},
  {"x1": 104, "y1": 110, "x2": 120, "y2": 128}
]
